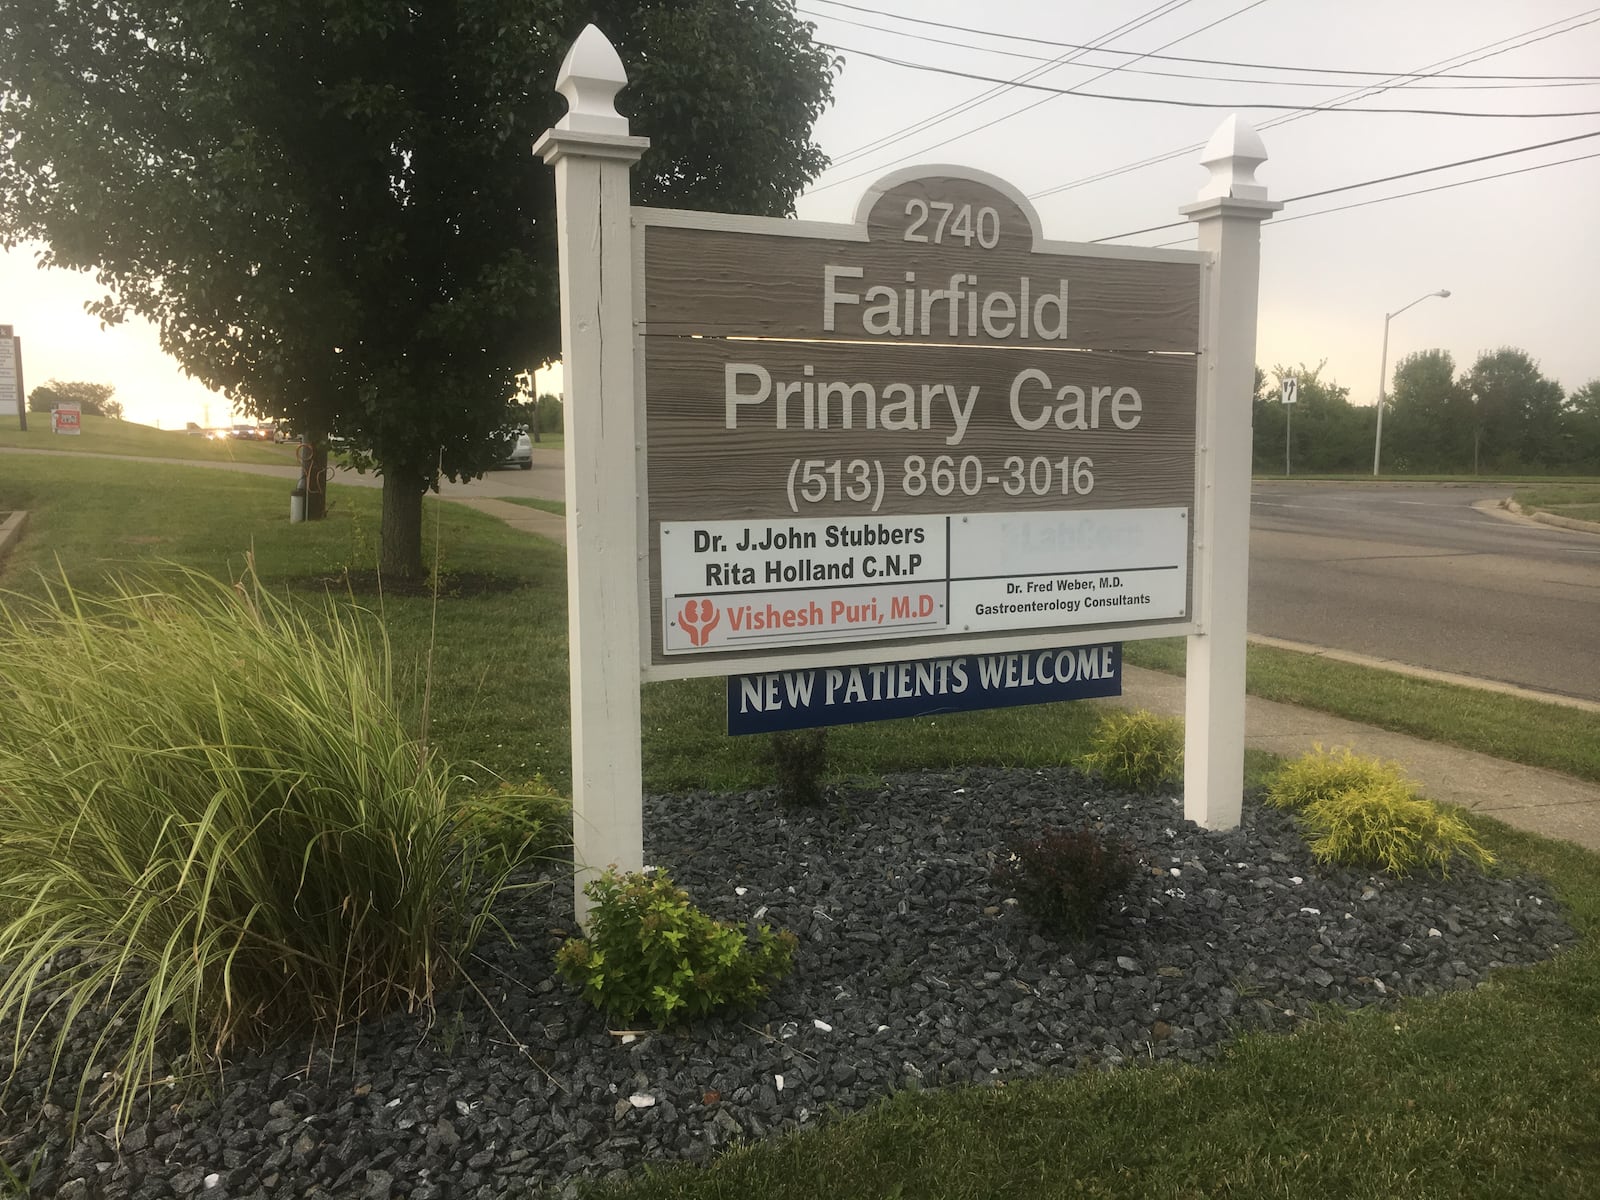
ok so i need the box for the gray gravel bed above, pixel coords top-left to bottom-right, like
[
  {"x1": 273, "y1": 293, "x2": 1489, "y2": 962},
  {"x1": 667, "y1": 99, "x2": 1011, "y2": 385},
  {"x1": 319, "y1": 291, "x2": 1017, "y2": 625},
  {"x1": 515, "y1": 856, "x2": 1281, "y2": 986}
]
[{"x1": 6, "y1": 768, "x2": 1574, "y2": 1199}]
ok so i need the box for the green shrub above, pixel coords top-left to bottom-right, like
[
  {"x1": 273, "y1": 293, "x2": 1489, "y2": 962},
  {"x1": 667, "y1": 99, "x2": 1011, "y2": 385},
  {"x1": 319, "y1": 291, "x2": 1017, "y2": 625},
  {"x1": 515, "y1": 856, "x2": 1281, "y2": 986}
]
[
  {"x1": 765, "y1": 727, "x2": 829, "y2": 806},
  {"x1": 1079, "y1": 709, "x2": 1184, "y2": 791},
  {"x1": 0, "y1": 566, "x2": 521, "y2": 1131},
  {"x1": 993, "y1": 828, "x2": 1137, "y2": 939},
  {"x1": 1266, "y1": 745, "x2": 1412, "y2": 810},
  {"x1": 1301, "y1": 782, "x2": 1495, "y2": 876},
  {"x1": 454, "y1": 776, "x2": 571, "y2": 872},
  {"x1": 556, "y1": 869, "x2": 796, "y2": 1027}
]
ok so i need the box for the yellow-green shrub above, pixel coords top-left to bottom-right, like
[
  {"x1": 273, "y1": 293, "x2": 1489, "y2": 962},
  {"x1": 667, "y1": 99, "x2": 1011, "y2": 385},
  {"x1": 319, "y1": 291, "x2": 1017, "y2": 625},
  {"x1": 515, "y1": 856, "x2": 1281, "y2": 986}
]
[
  {"x1": 1301, "y1": 782, "x2": 1494, "y2": 876},
  {"x1": 1265, "y1": 745, "x2": 1412, "y2": 810},
  {"x1": 556, "y1": 869, "x2": 796, "y2": 1027},
  {"x1": 1080, "y1": 709, "x2": 1183, "y2": 791}
]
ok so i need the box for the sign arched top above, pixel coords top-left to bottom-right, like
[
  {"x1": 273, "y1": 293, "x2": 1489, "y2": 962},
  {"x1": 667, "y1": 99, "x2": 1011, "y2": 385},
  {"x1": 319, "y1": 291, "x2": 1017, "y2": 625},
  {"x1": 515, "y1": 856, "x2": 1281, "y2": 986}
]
[
  {"x1": 854, "y1": 166, "x2": 1044, "y2": 255},
  {"x1": 637, "y1": 166, "x2": 1203, "y2": 354}
]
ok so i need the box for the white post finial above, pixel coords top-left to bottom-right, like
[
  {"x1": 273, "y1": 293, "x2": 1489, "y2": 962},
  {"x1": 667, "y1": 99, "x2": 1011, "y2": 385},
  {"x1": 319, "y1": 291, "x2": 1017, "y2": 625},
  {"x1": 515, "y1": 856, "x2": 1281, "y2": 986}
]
[
  {"x1": 555, "y1": 24, "x2": 630, "y2": 135},
  {"x1": 1195, "y1": 114, "x2": 1269, "y2": 202}
]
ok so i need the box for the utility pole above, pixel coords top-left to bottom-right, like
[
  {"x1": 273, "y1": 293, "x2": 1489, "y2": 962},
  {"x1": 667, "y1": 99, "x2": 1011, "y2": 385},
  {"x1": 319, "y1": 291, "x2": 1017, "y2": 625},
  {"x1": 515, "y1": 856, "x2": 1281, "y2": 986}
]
[{"x1": 1471, "y1": 391, "x2": 1480, "y2": 475}]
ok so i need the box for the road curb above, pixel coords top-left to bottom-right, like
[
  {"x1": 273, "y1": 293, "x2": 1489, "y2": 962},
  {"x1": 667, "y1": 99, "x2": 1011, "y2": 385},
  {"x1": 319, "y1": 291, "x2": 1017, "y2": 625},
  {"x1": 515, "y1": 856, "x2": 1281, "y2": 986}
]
[
  {"x1": 1246, "y1": 634, "x2": 1600, "y2": 714},
  {"x1": 1503, "y1": 498, "x2": 1600, "y2": 535},
  {"x1": 0, "y1": 509, "x2": 27, "y2": 564}
]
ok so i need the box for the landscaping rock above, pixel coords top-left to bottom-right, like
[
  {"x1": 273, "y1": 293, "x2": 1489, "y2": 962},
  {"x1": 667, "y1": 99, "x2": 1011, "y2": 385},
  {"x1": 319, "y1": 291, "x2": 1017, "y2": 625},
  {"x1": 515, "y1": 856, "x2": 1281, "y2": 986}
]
[{"x1": 3, "y1": 768, "x2": 1572, "y2": 1199}]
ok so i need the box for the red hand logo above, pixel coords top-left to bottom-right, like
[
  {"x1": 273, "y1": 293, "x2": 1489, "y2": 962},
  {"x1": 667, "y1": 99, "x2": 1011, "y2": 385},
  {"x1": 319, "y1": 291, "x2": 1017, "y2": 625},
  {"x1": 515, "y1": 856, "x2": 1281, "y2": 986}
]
[{"x1": 678, "y1": 599, "x2": 721, "y2": 647}]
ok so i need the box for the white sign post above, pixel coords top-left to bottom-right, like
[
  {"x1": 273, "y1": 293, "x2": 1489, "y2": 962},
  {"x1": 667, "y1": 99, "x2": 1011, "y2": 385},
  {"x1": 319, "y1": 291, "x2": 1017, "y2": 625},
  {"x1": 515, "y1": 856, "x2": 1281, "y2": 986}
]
[
  {"x1": 1180, "y1": 119, "x2": 1282, "y2": 830},
  {"x1": 538, "y1": 27, "x2": 1276, "y2": 919},
  {"x1": 0, "y1": 325, "x2": 22, "y2": 428},
  {"x1": 1280, "y1": 376, "x2": 1297, "y2": 476},
  {"x1": 533, "y1": 29, "x2": 651, "y2": 921}
]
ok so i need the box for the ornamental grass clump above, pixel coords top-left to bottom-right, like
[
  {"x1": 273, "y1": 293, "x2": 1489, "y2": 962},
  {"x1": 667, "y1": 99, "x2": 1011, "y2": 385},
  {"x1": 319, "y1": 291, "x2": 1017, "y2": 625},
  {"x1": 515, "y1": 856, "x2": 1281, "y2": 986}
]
[
  {"x1": 1301, "y1": 781, "x2": 1495, "y2": 877},
  {"x1": 1079, "y1": 709, "x2": 1184, "y2": 791},
  {"x1": 0, "y1": 567, "x2": 519, "y2": 1131},
  {"x1": 1265, "y1": 745, "x2": 1412, "y2": 810},
  {"x1": 556, "y1": 868, "x2": 796, "y2": 1028}
]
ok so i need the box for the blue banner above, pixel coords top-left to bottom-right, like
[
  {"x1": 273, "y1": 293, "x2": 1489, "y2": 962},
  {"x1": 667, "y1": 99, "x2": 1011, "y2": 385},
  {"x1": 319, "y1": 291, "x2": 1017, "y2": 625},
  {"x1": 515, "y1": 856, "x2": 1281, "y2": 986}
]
[{"x1": 727, "y1": 643, "x2": 1121, "y2": 735}]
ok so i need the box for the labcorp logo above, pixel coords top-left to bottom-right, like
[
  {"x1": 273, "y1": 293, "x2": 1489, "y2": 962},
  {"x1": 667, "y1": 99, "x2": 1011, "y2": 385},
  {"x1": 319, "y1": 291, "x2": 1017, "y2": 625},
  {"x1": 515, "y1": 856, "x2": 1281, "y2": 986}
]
[{"x1": 677, "y1": 598, "x2": 721, "y2": 647}]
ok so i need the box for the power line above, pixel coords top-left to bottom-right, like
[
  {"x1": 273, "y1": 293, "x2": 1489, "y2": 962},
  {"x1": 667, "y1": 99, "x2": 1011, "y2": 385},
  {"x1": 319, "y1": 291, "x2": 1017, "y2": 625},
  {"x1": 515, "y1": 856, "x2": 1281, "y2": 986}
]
[
  {"x1": 1136, "y1": 149, "x2": 1600, "y2": 248},
  {"x1": 1029, "y1": 10, "x2": 1600, "y2": 200},
  {"x1": 821, "y1": 0, "x2": 1199, "y2": 173},
  {"x1": 800, "y1": 7, "x2": 1600, "y2": 91},
  {"x1": 811, "y1": 0, "x2": 1271, "y2": 194},
  {"x1": 805, "y1": 0, "x2": 1600, "y2": 81},
  {"x1": 1273, "y1": 149, "x2": 1600, "y2": 225},
  {"x1": 817, "y1": 40, "x2": 1600, "y2": 119},
  {"x1": 1090, "y1": 127, "x2": 1600, "y2": 241}
]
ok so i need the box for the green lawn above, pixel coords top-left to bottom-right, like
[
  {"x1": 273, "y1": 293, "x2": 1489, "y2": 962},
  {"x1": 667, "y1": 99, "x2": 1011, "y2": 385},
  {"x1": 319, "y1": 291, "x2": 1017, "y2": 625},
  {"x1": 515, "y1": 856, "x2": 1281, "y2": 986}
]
[
  {"x1": 1513, "y1": 483, "x2": 1600, "y2": 524},
  {"x1": 0, "y1": 414, "x2": 298, "y2": 464},
  {"x1": 5, "y1": 455, "x2": 1600, "y2": 1198},
  {"x1": 0, "y1": 456, "x2": 1116, "y2": 795},
  {"x1": 1255, "y1": 472, "x2": 1600, "y2": 485}
]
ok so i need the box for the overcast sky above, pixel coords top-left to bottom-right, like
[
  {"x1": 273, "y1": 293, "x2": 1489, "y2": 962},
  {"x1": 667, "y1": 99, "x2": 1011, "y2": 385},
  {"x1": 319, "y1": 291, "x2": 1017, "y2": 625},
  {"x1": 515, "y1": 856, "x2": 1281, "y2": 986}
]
[{"x1": 4, "y1": 0, "x2": 1598, "y2": 428}]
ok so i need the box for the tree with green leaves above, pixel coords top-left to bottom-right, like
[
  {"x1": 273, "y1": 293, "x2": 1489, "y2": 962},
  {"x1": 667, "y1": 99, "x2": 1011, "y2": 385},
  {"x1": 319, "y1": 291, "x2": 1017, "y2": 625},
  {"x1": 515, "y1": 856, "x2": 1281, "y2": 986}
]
[
  {"x1": 1254, "y1": 362, "x2": 1371, "y2": 474},
  {"x1": 1385, "y1": 349, "x2": 1466, "y2": 473},
  {"x1": 0, "y1": 1, "x2": 835, "y2": 578},
  {"x1": 27, "y1": 379, "x2": 121, "y2": 420},
  {"x1": 1461, "y1": 348, "x2": 1566, "y2": 473},
  {"x1": 1562, "y1": 379, "x2": 1600, "y2": 472}
]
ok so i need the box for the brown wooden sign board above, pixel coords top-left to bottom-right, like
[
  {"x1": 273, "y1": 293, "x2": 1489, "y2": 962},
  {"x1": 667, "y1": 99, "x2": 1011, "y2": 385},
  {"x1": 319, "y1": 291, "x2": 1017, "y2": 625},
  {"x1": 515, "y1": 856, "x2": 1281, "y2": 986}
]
[
  {"x1": 634, "y1": 168, "x2": 1205, "y2": 677},
  {"x1": 643, "y1": 176, "x2": 1200, "y2": 352}
]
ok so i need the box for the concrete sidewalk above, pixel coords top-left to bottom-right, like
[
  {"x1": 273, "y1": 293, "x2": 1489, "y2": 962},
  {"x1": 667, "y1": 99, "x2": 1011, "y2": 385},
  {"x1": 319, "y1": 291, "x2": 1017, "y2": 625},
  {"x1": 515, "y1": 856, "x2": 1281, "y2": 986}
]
[
  {"x1": 447, "y1": 496, "x2": 567, "y2": 542},
  {"x1": 1109, "y1": 666, "x2": 1600, "y2": 853},
  {"x1": 458, "y1": 495, "x2": 1600, "y2": 855}
]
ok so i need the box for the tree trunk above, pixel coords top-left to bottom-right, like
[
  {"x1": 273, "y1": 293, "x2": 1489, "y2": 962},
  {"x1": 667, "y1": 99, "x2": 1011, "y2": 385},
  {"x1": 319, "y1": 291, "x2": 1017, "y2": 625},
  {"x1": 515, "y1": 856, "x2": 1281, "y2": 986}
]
[
  {"x1": 304, "y1": 442, "x2": 329, "y2": 520},
  {"x1": 380, "y1": 469, "x2": 427, "y2": 582}
]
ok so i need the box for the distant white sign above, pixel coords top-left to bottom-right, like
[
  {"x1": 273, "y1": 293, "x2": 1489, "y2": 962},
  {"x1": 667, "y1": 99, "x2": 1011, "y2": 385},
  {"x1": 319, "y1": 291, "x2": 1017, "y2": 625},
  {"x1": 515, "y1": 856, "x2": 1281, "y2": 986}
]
[
  {"x1": 0, "y1": 326, "x2": 18, "y2": 418},
  {"x1": 1280, "y1": 377, "x2": 1298, "y2": 405}
]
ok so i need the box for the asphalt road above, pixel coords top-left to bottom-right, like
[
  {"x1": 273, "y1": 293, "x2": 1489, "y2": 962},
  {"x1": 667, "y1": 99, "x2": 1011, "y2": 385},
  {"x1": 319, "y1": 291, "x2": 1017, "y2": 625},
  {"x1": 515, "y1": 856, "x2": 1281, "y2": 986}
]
[
  {"x1": 435, "y1": 448, "x2": 566, "y2": 503},
  {"x1": 1249, "y1": 482, "x2": 1600, "y2": 704}
]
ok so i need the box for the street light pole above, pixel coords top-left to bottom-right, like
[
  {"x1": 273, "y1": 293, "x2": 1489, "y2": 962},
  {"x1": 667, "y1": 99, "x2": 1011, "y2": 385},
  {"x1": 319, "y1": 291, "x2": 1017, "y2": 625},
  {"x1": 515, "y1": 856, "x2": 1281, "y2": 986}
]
[
  {"x1": 1471, "y1": 391, "x2": 1480, "y2": 475},
  {"x1": 1372, "y1": 288, "x2": 1451, "y2": 476}
]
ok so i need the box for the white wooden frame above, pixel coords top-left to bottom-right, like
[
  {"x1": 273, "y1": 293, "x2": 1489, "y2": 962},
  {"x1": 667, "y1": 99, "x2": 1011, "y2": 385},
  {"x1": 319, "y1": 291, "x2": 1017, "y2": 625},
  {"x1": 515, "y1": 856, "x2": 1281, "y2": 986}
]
[{"x1": 538, "y1": 27, "x2": 1277, "y2": 920}]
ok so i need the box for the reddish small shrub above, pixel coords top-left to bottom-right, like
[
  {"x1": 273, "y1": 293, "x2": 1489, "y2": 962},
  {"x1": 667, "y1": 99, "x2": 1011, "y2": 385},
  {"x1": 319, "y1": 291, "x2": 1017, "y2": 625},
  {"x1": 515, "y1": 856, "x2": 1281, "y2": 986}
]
[{"x1": 994, "y1": 827, "x2": 1137, "y2": 938}]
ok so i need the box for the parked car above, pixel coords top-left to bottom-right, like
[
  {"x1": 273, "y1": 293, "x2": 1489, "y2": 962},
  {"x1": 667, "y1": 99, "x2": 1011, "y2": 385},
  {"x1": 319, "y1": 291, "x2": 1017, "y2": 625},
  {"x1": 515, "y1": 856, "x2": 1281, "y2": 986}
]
[{"x1": 499, "y1": 430, "x2": 533, "y2": 470}]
